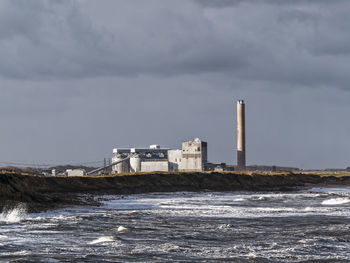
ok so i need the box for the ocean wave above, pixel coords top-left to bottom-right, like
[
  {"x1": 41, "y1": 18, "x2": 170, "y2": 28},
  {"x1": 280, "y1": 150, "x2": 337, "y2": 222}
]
[
  {"x1": 88, "y1": 236, "x2": 115, "y2": 245},
  {"x1": 0, "y1": 204, "x2": 27, "y2": 223},
  {"x1": 233, "y1": 198, "x2": 246, "y2": 202},
  {"x1": 117, "y1": 226, "x2": 129, "y2": 232},
  {"x1": 1, "y1": 189, "x2": 350, "y2": 261},
  {"x1": 322, "y1": 198, "x2": 350, "y2": 205},
  {"x1": 218, "y1": 224, "x2": 231, "y2": 229}
]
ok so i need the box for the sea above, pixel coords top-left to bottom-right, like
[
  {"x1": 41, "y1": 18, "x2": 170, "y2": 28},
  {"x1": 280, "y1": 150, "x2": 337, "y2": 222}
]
[{"x1": 0, "y1": 187, "x2": 349, "y2": 262}]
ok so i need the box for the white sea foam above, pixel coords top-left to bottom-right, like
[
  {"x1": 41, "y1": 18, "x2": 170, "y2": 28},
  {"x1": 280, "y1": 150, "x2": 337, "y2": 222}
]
[
  {"x1": 322, "y1": 198, "x2": 350, "y2": 205},
  {"x1": 159, "y1": 243, "x2": 181, "y2": 252},
  {"x1": 233, "y1": 198, "x2": 246, "y2": 202},
  {"x1": 0, "y1": 250, "x2": 30, "y2": 256},
  {"x1": 88, "y1": 236, "x2": 115, "y2": 245},
  {"x1": 0, "y1": 204, "x2": 27, "y2": 223},
  {"x1": 218, "y1": 224, "x2": 231, "y2": 229},
  {"x1": 0, "y1": 190, "x2": 349, "y2": 261},
  {"x1": 117, "y1": 226, "x2": 129, "y2": 232},
  {"x1": 103, "y1": 190, "x2": 350, "y2": 219},
  {"x1": 308, "y1": 186, "x2": 350, "y2": 193}
]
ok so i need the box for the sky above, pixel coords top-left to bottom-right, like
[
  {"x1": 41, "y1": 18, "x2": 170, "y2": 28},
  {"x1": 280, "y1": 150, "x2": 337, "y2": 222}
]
[{"x1": 0, "y1": 0, "x2": 349, "y2": 169}]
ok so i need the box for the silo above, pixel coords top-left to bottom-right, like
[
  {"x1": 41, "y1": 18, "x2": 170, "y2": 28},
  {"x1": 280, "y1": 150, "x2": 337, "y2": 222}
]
[
  {"x1": 130, "y1": 154, "x2": 141, "y2": 172},
  {"x1": 122, "y1": 159, "x2": 130, "y2": 173},
  {"x1": 113, "y1": 154, "x2": 130, "y2": 173},
  {"x1": 237, "y1": 100, "x2": 246, "y2": 170}
]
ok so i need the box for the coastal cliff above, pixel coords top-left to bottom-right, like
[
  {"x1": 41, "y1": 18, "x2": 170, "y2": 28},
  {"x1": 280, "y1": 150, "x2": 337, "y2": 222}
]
[{"x1": 1, "y1": 171, "x2": 349, "y2": 212}]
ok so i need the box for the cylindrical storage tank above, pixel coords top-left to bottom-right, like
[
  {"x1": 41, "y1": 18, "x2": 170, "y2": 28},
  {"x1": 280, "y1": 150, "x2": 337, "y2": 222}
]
[
  {"x1": 130, "y1": 154, "x2": 141, "y2": 172},
  {"x1": 112, "y1": 154, "x2": 123, "y2": 173},
  {"x1": 112, "y1": 154, "x2": 120, "y2": 173},
  {"x1": 112, "y1": 154, "x2": 130, "y2": 173}
]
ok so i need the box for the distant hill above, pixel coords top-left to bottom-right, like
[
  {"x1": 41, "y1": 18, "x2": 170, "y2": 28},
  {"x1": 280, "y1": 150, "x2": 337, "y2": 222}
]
[
  {"x1": 247, "y1": 165, "x2": 300, "y2": 172},
  {"x1": 0, "y1": 165, "x2": 98, "y2": 175}
]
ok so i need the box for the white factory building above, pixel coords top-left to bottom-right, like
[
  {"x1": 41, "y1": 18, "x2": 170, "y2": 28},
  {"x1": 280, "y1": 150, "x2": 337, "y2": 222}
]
[{"x1": 112, "y1": 138, "x2": 207, "y2": 174}]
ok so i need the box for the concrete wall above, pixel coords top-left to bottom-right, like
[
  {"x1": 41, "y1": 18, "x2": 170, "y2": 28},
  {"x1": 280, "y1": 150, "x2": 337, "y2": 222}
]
[
  {"x1": 66, "y1": 169, "x2": 86, "y2": 176},
  {"x1": 141, "y1": 160, "x2": 169, "y2": 172},
  {"x1": 179, "y1": 139, "x2": 207, "y2": 171},
  {"x1": 201, "y1": 141, "x2": 208, "y2": 171},
  {"x1": 168, "y1": 149, "x2": 182, "y2": 171}
]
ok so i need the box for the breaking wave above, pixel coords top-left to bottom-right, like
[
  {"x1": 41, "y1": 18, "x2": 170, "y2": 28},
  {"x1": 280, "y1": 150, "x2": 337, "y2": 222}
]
[
  {"x1": 322, "y1": 197, "x2": 350, "y2": 205},
  {"x1": 88, "y1": 236, "x2": 115, "y2": 245},
  {"x1": 0, "y1": 204, "x2": 27, "y2": 223},
  {"x1": 1, "y1": 187, "x2": 350, "y2": 262},
  {"x1": 117, "y1": 226, "x2": 129, "y2": 232}
]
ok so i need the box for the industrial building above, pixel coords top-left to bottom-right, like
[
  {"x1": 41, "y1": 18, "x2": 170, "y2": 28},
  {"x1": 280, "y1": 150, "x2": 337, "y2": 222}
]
[
  {"x1": 66, "y1": 169, "x2": 86, "y2": 177},
  {"x1": 176, "y1": 139, "x2": 207, "y2": 171},
  {"x1": 112, "y1": 138, "x2": 207, "y2": 174},
  {"x1": 108, "y1": 99, "x2": 245, "y2": 174}
]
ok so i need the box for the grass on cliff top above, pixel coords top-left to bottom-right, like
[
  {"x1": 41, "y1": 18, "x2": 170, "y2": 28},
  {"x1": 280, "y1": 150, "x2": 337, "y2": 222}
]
[
  {"x1": 85, "y1": 170, "x2": 350, "y2": 178},
  {"x1": 303, "y1": 171, "x2": 350, "y2": 178},
  {"x1": 85, "y1": 170, "x2": 295, "y2": 178},
  {"x1": 2, "y1": 170, "x2": 350, "y2": 178},
  {"x1": 0, "y1": 170, "x2": 32, "y2": 176}
]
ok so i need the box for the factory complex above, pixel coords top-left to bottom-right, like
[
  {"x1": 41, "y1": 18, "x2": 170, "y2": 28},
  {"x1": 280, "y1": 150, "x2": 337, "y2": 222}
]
[
  {"x1": 41, "y1": 99, "x2": 272, "y2": 176},
  {"x1": 4, "y1": 99, "x2": 300, "y2": 176},
  {"x1": 112, "y1": 138, "x2": 208, "y2": 173},
  {"x1": 52, "y1": 100, "x2": 246, "y2": 176},
  {"x1": 108, "y1": 100, "x2": 246, "y2": 174},
  {"x1": 107, "y1": 100, "x2": 246, "y2": 174}
]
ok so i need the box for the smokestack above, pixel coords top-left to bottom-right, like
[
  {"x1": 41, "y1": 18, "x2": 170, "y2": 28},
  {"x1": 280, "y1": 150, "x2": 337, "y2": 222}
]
[{"x1": 237, "y1": 100, "x2": 246, "y2": 170}]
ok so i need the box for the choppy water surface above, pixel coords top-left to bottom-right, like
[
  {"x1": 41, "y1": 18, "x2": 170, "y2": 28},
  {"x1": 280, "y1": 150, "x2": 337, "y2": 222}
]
[{"x1": 1, "y1": 187, "x2": 350, "y2": 262}]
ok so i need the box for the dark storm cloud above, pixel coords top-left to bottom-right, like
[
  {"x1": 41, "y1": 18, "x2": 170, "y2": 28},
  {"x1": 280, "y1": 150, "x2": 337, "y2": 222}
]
[
  {"x1": 0, "y1": 0, "x2": 350, "y2": 91},
  {"x1": 1, "y1": 0, "x2": 350, "y2": 169},
  {"x1": 196, "y1": 0, "x2": 349, "y2": 8}
]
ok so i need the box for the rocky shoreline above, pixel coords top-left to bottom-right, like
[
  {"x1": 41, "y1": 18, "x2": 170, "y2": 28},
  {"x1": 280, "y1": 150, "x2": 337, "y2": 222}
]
[{"x1": 1, "y1": 171, "x2": 349, "y2": 212}]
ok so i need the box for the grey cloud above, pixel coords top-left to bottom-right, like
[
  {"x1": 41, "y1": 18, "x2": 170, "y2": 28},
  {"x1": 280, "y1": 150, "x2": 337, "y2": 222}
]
[
  {"x1": 1, "y1": 1, "x2": 350, "y2": 169},
  {"x1": 194, "y1": 0, "x2": 242, "y2": 8},
  {"x1": 0, "y1": 0, "x2": 104, "y2": 79},
  {"x1": 195, "y1": 0, "x2": 348, "y2": 8},
  {"x1": 0, "y1": 0, "x2": 349, "y2": 92}
]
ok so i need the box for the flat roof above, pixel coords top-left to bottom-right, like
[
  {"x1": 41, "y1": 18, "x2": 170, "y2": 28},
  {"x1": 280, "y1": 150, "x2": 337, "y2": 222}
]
[{"x1": 113, "y1": 148, "x2": 170, "y2": 153}]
